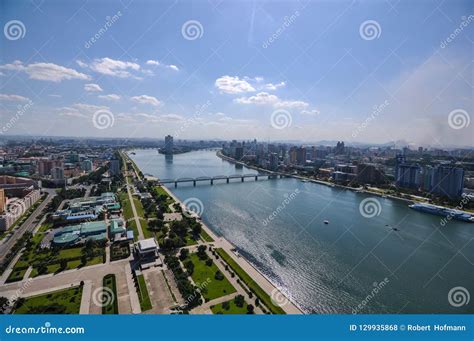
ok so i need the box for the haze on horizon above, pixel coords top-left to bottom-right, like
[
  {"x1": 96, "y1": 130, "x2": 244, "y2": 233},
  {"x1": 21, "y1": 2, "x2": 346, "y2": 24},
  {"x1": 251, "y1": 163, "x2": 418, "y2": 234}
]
[{"x1": 0, "y1": 0, "x2": 472, "y2": 148}]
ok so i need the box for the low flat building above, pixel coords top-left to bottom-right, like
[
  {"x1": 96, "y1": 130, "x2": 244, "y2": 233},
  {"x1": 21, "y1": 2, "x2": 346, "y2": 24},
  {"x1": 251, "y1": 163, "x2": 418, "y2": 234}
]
[{"x1": 52, "y1": 220, "x2": 107, "y2": 247}]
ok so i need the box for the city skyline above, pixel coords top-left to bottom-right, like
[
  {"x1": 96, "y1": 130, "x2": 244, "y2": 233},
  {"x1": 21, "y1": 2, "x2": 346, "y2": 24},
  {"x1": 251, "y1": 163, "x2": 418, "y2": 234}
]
[{"x1": 1, "y1": 0, "x2": 472, "y2": 147}]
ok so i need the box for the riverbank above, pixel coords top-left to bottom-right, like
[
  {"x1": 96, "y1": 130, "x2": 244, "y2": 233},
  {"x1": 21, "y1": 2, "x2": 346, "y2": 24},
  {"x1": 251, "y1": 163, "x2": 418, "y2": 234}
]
[
  {"x1": 216, "y1": 150, "x2": 418, "y2": 205},
  {"x1": 125, "y1": 150, "x2": 304, "y2": 314}
]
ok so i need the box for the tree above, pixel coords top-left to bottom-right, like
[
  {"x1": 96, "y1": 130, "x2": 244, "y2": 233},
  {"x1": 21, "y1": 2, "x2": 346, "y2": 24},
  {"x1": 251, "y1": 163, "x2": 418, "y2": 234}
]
[
  {"x1": 255, "y1": 298, "x2": 260, "y2": 307},
  {"x1": 247, "y1": 304, "x2": 254, "y2": 314},
  {"x1": 59, "y1": 259, "x2": 67, "y2": 270},
  {"x1": 179, "y1": 248, "x2": 189, "y2": 261},
  {"x1": 0, "y1": 297, "x2": 9, "y2": 313},
  {"x1": 222, "y1": 301, "x2": 230, "y2": 311},
  {"x1": 197, "y1": 245, "x2": 207, "y2": 260},
  {"x1": 234, "y1": 294, "x2": 245, "y2": 308},
  {"x1": 214, "y1": 270, "x2": 224, "y2": 281},
  {"x1": 205, "y1": 258, "x2": 213, "y2": 267},
  {"x1": 184, "y1": 260, "x2": 194, "y2": 275}
]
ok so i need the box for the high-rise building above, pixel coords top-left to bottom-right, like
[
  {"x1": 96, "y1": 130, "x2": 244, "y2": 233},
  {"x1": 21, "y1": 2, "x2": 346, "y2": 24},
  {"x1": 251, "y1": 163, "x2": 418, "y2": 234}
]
[
  {"x1": 109, "y1": 159, "x2": 120, "y2": 176},
  {"x1": 395, "y1": 155, "x2": 420, "y2": 189},
  {"x1": 81, "y1": 160, "x2": 93, "y2": 172},
  {"x1": 235, "y1": 146, "x2": 244, "y2": 160},
  {"x1": 269, "y1": 153, "x2": 279, "y2": 171},
  {"x1": 51, "y1": 167, "x2": 64, "y2": 181},
  {"x1": 356, "y1": 163, "x2": 385, "y2": 185},
  {"x1": 429, "y1": 165, "x2": 464, "y2": 199},
  {"x1": 165, "y1": 135, "x2": 174, "y2": 155},
  {"x1": 0, "y1": 189, "x2": 5, "y2": 214},
  {"x1": 296, "y1": 147, "x2": 306, "y2": 165},
  {"x1": 396, "y1": 164, "x2": 420, "y2": 189},
  {"x1": 38, "y1": 159, "x2": 63, "y2": 176}
]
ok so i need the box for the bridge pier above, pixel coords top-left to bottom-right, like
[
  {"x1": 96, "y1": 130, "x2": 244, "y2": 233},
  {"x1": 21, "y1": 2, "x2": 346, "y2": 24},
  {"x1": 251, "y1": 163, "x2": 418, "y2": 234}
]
[
  {"x1": 241, "y1": 177, "x2": 244, "y2": 182},
  {"x1": 226, "y1": 178, "x2": 229, "y2": 183},
  {"x1": 255, "y1": 175, "x2": 258, "y2": 181},
  {"x1": 211, "y1": 179, "x2": 213, "y2": 185},
  {"x1": 193, "y1": 180, "x2": 196, "y2": 187},
  {"x1": 174, "y1": 181, "x2": 177, "y2": 188}
]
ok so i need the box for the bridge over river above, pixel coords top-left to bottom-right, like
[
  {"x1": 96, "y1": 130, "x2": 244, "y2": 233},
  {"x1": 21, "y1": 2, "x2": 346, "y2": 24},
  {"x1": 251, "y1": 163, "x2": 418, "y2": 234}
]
[{"x1": 155, "y1": 172, "x2": 287, "y2": 187}]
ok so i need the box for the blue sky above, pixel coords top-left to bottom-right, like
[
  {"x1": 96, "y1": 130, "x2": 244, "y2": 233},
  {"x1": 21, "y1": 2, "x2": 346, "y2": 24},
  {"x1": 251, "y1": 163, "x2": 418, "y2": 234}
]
[{"x1": 0, "y1": 0, "x2": 472, "y2": 147}]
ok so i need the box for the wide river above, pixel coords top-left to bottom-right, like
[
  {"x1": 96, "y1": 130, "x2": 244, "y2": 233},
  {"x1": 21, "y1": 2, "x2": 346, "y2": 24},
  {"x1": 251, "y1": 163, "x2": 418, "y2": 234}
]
[{"x1": 129, "y1": 149, "x2": 474, "y2": 314}]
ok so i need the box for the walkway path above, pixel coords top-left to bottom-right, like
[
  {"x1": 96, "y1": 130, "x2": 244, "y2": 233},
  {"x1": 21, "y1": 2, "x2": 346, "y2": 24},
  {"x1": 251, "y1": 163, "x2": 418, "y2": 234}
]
[{"x1": 125, "y1": 176, "x2": 144, "y2": 240}]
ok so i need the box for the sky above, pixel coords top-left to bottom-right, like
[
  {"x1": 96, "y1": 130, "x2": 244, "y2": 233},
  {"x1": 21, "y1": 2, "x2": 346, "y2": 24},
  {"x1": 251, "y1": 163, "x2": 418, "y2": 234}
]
[{"x1": 0, "y1": 0, "x2": 473, "y2": 147}]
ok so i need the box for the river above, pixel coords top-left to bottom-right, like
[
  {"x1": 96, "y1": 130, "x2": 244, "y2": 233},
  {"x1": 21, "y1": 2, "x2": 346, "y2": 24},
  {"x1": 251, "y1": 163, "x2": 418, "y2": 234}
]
[{"x1": 129, "y1": 149, "x2": 474, "y2": 314}]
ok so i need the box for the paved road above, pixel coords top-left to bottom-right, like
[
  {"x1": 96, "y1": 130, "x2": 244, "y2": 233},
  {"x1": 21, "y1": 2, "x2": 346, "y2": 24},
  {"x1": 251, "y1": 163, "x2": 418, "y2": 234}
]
[{"x1": 0, "y1": 189, "x2": 55, "y2": 263}]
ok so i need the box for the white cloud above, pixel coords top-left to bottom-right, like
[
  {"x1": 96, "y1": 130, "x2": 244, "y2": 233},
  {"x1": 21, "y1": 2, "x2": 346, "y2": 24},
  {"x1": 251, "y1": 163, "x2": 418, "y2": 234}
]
[
  {"x1": 0, "y1": 94, "x2": 30, "y2": 102},
  {"x1": 98, "y1": 94, "x2": 121, "y2": 101},
  {"x1": 146, "y1": 60, "x2": 160, "y2": 66},
  {"x1": 275, "y1": 100, "x2": 309, "y2": 109},
  {"x1": 131, "y1": 95, "x2": 161, "y2": 106},
  {"x1": 146, "y1": 60, "x2": 179, "y2": 71},
  {"x1": 234, "y1": 92, "x2": 279, "y2": 105},
  {"x1": 262, "y1": 81, "x2": 286, "y2": 90},
  {"x1": 300, "y1": 109, "x2": 320, "y2": 116},
  {"x1": 77, "y1": 58, "x2": 140, "y2": 78},
  {"x1": 84, "y1": 83, "x2": 103, "y2": 92},
  {"x1": 235, "y1": 91, "x2": 309, "y2": 110},
  {"x1": 215, "y1": 76, "x2": 256, "y2": 94},
  {"x1": 0, "y1": 61, "x2": 90, "y2": 82}
]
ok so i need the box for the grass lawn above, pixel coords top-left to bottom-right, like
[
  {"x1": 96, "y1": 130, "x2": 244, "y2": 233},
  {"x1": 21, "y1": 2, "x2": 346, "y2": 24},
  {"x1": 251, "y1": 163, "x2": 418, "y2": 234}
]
[
  {"x1": 37, "y1": 223, "x2": 52, "y2": 233},
  {"x1": 14, "y1": 286, "x2": 83, "y2": 314},
  {"x1": 6, "y1": 268, "x2": 28, "y2": 283},
  {"x1": 119, "y1": 192, "x2": 140, "y2": 241},
  {"x1": 102, "y1": 274, "x2": 119, "y2": 314},
  {"x1": 30, "y1": 253, "x2": 104, "y2": 277},
  {"x1": 200, "y1": 229, "x2": 214, "y2": 243},
  {"x1": 215, "y1": 248, "x2": 285, "y2": 314},
  {"x1": 211, "y1": 299, "x2": 249, "y2": 314},
  {"x1": 132, "y1": 198, "x2": 151, "y2": 238},
  {"x1": 154, "y1": 186, "x2": 174, "y2": 212},
  {"x1": 184, "y1": 234, "x2": 198, "y2": 246},
  {"x1": 188, "y1": 253, "x2": 236, "y2": 302},
  {"x1": 137, "y1": 274, "x2": 152, "y2": 311},
  {"x1": 57, "y1": 247, "x2": 82, "y2": 259},
  {"x1": 119, "y1": 192, "x2": 134, "y2": 221}
]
